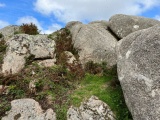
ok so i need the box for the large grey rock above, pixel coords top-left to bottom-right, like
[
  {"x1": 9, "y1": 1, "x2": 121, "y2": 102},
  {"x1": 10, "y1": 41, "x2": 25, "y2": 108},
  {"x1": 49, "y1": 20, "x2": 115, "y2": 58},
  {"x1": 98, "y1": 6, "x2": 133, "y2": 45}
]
[
  {"x1": 2, "y1": 34, "x2": 55, "y2": 75},
  {"x1": 89, "y1": 20, "x2": 108, "y2": 29},
  {"x1": 67, "y1": 96, "x2": 115, "y2": 120},
  {"x1": 109, "y1": 14, "x2": 160, "y2": 39},
  {"x1": 2, "y1": 99, "x2": 56, "y2": 120},
  {"x1": 65, "y1": 21, "x2": 82, "y2": 30},
  {"x1": 66, "y1": 22, "x2": 117, "y2": 67},
  {"x1": 0, "y1": 25, "x2": 20, "y2": 41},
  {"x1": 117, "y1": 25, "x2": 160, "y2": 120}
]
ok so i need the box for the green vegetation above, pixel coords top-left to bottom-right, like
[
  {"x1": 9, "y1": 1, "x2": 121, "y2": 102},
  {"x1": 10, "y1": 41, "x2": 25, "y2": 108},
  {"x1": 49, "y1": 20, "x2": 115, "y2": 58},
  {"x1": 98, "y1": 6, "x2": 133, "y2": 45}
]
[
  {"x1": 70, "y1": 73, "x2": 132, "y2": 120},
  {"x1": 14, "y1": 23, "x2": 39, "y2": 35},
  {"x1": 0, "y1": 28, "x2": 132, "y2": 120},
  {"x1": 0, "y1": 33, "x2": 3, "y2": 38},
  {"x1": 20, "y1": 23, "x2": 39, "y2": 35},
  {"x1": 0, "y1": 63, "x2": 80, "y2": 120},
  {"x1": 14, "y1": 31, "x2": 21, "y2": 35},
  {"x1": 0, "y1": 40, "x2": 7, "y2": 68},
  {"x1": 54, "y1": 28, "x2": 79, "y2": 61}
]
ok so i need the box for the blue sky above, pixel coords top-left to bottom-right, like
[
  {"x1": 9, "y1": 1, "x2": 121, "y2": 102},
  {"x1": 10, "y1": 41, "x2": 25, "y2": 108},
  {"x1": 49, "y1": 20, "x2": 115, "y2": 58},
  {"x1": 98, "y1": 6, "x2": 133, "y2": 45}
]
[{"x1": 0, "y1": 0, "x2": 160, "y2": 34}]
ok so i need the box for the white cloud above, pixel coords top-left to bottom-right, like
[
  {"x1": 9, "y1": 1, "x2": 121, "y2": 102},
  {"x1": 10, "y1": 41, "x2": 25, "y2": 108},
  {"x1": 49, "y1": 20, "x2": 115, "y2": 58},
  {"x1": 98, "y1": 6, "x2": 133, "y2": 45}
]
[
  {"x1": 155, "y1": 15, "x2": 160, "y2": 21},
  {"x1": 34, "y1": 0, "x2": 160, "y2": 23},
  {"x1": 16, "y1": 16, "x2": 62, "y2": 34},
  {"x1": 0, "y1": 3, "x2": 5, "y2": 7},
  {"x1": 0, "y1": 20, "x2": 9, "y2": 29},
  {"x1": 16, "y1": 16, "x2": 43, "y2": 31},
  {"x1": 43, "y1": 23, "x2": 62, "y2": 34}
]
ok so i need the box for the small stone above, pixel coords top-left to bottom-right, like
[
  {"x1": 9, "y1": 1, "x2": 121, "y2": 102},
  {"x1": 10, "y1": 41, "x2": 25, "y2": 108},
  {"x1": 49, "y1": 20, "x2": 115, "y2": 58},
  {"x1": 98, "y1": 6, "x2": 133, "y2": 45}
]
[
  {"x1": 29, "y1": 79, "x2": 38, "y2": 94},
  {"x1": 64, "y1": 51, "x2": 77, "y2": 64},
  {"x1": 67, "y1": 96, "x2": 116, "y2": 120},
  {"x1": 0, "y1": 85, "x2": 9, "y2": 95},
  {"x1": 2, "y1": 98, "x2": 56, "y2": 120}
]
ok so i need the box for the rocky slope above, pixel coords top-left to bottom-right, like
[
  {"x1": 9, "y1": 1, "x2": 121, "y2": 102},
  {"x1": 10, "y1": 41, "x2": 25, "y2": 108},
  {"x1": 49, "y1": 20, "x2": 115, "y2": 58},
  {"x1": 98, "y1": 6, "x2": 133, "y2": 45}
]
[{"x1": 0, "y1": 14, "x2": 160, "y2": 120}]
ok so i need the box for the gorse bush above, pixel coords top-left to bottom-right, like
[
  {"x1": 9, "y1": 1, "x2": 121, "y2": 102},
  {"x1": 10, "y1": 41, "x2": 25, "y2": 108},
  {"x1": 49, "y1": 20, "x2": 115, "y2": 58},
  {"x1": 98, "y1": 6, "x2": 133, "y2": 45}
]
[
  {"x1": 20, "y1": 23, "x2": 39, "y2": 35},
  {"x1": 54, "y1": 28, "x2": 84, "y2": 81}
]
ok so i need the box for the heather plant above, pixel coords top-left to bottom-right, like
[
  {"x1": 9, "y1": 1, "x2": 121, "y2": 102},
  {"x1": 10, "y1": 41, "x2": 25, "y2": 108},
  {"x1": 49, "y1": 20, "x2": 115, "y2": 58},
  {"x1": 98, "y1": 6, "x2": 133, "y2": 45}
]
[
  {"x1": 0, "y1": 27, "x2": 132, "y2": 120},
  {"x1": 0, "y1": 40, "x2": 7, "y2": 68},
  {"x1": 20, "y1": 23, "x2": 39, "y2": 35}
]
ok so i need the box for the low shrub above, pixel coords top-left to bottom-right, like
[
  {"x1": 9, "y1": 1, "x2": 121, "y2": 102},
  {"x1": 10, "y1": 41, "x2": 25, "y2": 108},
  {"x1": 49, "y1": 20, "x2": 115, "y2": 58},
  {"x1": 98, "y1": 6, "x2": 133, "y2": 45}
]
[
  {"x1": 54, "y1": 28, "x2": 84, "y2": 81},
  {"x1": 85, "y1": 61, "x2": 103, "y2": 74},
  {"x1": 55, "y1": 28, "x2": 78, "y2": 61},
  {"x1": 0, "y1": 40, "x2": 7, "y2": 68},
  {"x1": 0, "y1": 33, "x2": 3, "y2": 38},
  {"x1": 20, "y1": 23, "x2": 39, "y2": 35}
]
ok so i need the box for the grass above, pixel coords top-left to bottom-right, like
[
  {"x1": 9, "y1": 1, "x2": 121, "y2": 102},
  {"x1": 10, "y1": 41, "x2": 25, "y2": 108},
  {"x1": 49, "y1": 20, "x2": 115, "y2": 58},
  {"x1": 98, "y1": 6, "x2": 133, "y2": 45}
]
[
  {"x1": 0, "y1": 62, "x2": 132, "y2": 120},
  {"x1": 70, "y1": 73, "x2": 132, "y2": 120},
  {"x1": 0, "y1": 28, "x2": 83, "y2": 120},
  {"x1": 0, "y1": 63, "x2": 79, "y2": 120},
  {"x1": 0, "y1": 27, "x2": 132, "y2": 120}
]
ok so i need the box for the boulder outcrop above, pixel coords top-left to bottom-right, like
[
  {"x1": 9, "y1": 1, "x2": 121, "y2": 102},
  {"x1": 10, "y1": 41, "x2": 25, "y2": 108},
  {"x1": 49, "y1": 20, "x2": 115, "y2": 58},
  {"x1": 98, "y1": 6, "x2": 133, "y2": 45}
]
[
  {"x1": 2, "y1": 34, "x2": 55, "y2": 75},
  {"x1": 66, "y1": 21, "x2": 117, "y2": 68},
  {"x1": 0, "y1": 25, "x2": 20, "y2": 41},
  {"x1": 2, "y1": 99, "x2": 56, "y2": 120},
  {"x1": 1, "y1": 14, "x2": 160, "y2": 120},
  {"x1": 109, "y1": 14, "x2": 160, "y2": 39},
  {"x1": 67, "y1": 96, "x2": 115, "y2": 120},
  {"x1": 117, "y1": 25, "x2": 160, "y2": 120},
  {"x1": 89, "y1": 20, "x2": 108, "y2": 29},
  {"x1": 65, "y1": 21, "x2": 82, "y2": 30}
]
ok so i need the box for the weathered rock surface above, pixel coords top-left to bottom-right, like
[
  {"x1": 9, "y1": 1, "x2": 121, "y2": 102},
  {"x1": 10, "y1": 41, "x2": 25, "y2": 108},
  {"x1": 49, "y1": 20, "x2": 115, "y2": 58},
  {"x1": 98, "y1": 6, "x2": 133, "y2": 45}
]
[
  {"x1": 109, "y1": 14, "x2": 160, "y2": 39},
  {"x1": 2, "y1": 99, "x2": 56, "y2": 120},
  {"x1": 0, "y1": 85, "x2": 9, "y2": 95},
  {"x1": 65, "y1": 21, "x2": 82, "y2": 30},
  {"x1": 67, "y1": 96, "x2": 115, "y2": 120},
  {"x1": 38, "y1": 59, "x2": 56, "y2": 67},
  {"x1": 63, "y1": 51, "x2": 77, "y2": 64},
  {"x1": 117, "y1": 25, "x2": 160, "y2": 120},
  {"x1": 89, "y1": 20, "x2": 108, "y2": 29},
  {"x1": 66, "y1": 21, "x2": 117, "y2": 67},
  {"x1": 0, "y1": 25, "x2": 20, "y2": 41},
  {"x1": 29, "y1": 79, "x2": 38, "y2": 93},
  {"x1": 2, "y1": 34, "x2": 55, "y2": 75}
]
